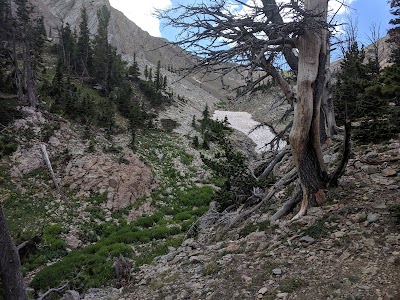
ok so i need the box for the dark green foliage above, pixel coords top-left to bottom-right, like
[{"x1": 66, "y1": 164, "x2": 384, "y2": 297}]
[
  {"x1": 388, "y1": 0, "x2": 400, "y2": 64},
  {"x1": 0, "y1": 100, "x2": 22, "y2": 126},
  {"x1": 30, "y1": 253, "x2": 114, "y2": 292},
  {"x1": 0, "y1": 135, "x2": 18, "y2": 158},
  {"x1": 49, "y1": 71, "x2": 99, "y2": 126},
  {"x1": 160, "y1": 118, "x2": 179, "y2": 132},
  {"x1": 58, "y1": 22, "x2": 77, "y2": 75},
  {"x1": 177, "y1": 186, "x2": 215, "y2": 207},
  {"x1": 134, "y1": 213, "x2": 164, "y2": 228},
  {"x1": 334, "y1": 42, "x2": 372, "y2": 124},
  {"x1": 128, "y1": 53, "x2": 140, "y2": 80},
  {"x1": 30, "y1": 221, "x2": 185, "y2": 292},
  {"x1": 173, "y1": 212, "x2": 193, "y2": 221},
  {"x1": 334, "y1": 41, "x2": 400, "y2": 144},
  {"x1": 203, "y1": 138, "x2": 256, "y2": 210},
  {"x1": 192, "y1": 135, "x2": 199, "y2": 148},
  {"x1": 194, "y1": 105, "x2": 259, "y2": 210},
  {"x1": 76, "y1": 7, "x2": 92, "y2": 77},
  {"x1": 22, "y1": 224, "x2": 67, "y2": 273},
  {"x1": 92, "y1": 5, "x2": 110, "y2": 91},
  {"x1": 192, "y1": 115, "x2": 197, "y2": 128},
  {"x1": 154, "y1": 60, "x2": 162, "y2": 91}
]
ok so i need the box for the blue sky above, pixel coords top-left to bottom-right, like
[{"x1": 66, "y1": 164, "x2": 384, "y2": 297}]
[
  {"x1": 110, "y1": 0, "x2": 394, "y2": 50},
  {"x1": 345, "y1": 0, "x2": 392, "y2": 46}
]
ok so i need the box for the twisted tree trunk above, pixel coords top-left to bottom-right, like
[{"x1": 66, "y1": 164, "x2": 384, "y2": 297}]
[
  {"x1": 0, "y1": 206, "x2": 28, "y2": 300},
  {"x1": 289, "y1": 0, "x2": 330, "y2": 220}
]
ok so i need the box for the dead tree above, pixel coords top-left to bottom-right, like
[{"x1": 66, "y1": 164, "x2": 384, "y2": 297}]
[{"x1": 158, "y1": 0, "x2": 350, "y2": 219}]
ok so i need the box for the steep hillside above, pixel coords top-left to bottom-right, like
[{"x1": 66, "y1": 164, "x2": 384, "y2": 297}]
[{"x1": 31, "y1": 0, "x2": 244, "y2": 103}]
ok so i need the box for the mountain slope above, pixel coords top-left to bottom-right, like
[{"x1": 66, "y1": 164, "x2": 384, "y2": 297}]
[{"x1": 32, "y1": 0, "x2": 244, "y2": 103}]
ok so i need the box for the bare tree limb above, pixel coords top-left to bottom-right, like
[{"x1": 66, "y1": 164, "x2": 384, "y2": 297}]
[{"x1": 37, "y1": 283, "x2": 68, "y2": 300}]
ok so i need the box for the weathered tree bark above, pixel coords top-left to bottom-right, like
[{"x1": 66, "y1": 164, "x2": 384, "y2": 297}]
[
  {"x1": 158, "y1": 0, "x2": 350, "y2": 220},
  {"x1": 0, "y1": 206, "x2": 28, "y2": 300},
  {"x1": 23, "y1": 36, "x2": 38, "y2": 108},
  {"x1": 40, "y1": 144, "x2": 60, "y2": 192},
  {"x1": 13, "y1": 36, "x2": 24, "y2": 104},
  {"x1": 289, "y1": 0, "x2": 330, "y2": 220},
  {"x1": 40, "y1": 144, "x2": 69, "y2": 205}
]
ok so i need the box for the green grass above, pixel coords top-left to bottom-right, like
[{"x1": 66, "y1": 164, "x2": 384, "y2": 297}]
[
  {"x1": 30, "y1": 221, "x2": 186, "y2": 292},
  {"x1": 22, "y1": 224, "x2": 68, "y2": 273}
]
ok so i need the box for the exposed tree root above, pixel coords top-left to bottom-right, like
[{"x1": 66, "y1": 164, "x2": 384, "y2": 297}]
[
  {"x1": 37, "y1": 283, "x2": 68, "y2": 300},
  {"x1": 270, "y1": 183, "x2": 302, "y2": 221}
]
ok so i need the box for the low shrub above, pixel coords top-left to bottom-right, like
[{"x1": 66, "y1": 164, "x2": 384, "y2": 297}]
[
  {"x1": 177, "y1": 186, "x2": 215, "y2": 207},
  {"x1": 31, "y1": 253, "x2": 113, "y2": 292},
  {"x1": 0, "y1": 135, "x2": 18, "y2": 158},
  {"x1": 173, "y1": 211, "x2": 193, "y2": 221}
]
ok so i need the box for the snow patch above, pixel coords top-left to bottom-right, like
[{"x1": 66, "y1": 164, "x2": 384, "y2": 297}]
[{"x1": 212, "y1": 110, "x2": 285, "y2": 153}]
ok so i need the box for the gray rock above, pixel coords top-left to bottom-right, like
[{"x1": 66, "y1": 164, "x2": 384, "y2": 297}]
[
  {"x1": 367, "y1": 213, "x2": 379, "y2": 223},
  {"x1": 61, "y1": 290, "x2": 80, "y2": 300},
  {"x1": 354, "y1": 160, "x2": 362, "y2": 169},
  {"x1": 258, "y1": 287, "x2": 268, "y2": 294},
  {"x1": 272, "y1": 268, "x2": 282, "y2": 275},
  {"x1": 73, "y1": 159, "x2": 84, "y2": 168},
  {"x1": 245, "y1": 231, "x2": 267, "y2": 243},
  {"x1": 361, "y1": 165, "x2": 379, "y2": 174},
  {"x1": 300, "y1": 235, "x2": 315, "y2": 243},
  {"x1": 387, "y1": 185, "x2": 400, "y2": 190}
]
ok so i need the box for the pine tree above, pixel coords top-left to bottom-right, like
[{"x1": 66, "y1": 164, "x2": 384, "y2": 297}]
[
  {"x1": 154, "y1": 60, "x2": 162, "y2": 91},
  {"x1": 59, "y1": 23, "x2": 77, "y2": 75},
  {"x1": 77, "y1": 7, "x2": 92, "y2": 77},
  {"x1": 144, "y1": 64, "x2": 148, "y2": 79},
  {"x1": 388, "y1": 0, "x2": 400, "y2": 63},
  {"x1": 14, "y1": 0, "x2": 46, "y2": 107},
  {"x1": 163, "y1": 75, "x2": 167, "y2": 90},
  {"x1": 107, "y1": 46, "x2": 126, "y2": 90},
  {"x1": 0, "y1": 0, "x2": 13, "y2": 92},
  {"x1": 334, "y1": 42, "x2": 371, "y2": 123},
  {"x1": 128, "y1": 52, "x2": 140, "y2": 79},
  {"x1": 92, "y1": 5, "x2": 111, "y2": 93}
]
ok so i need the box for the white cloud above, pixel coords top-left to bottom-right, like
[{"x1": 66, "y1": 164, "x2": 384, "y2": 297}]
[
  {"x1": 109, "y1": 0, "x2": 171, "y2": 37},
  {"x1": 328, "y1": 0, "x2": 357, "y2": 16}
]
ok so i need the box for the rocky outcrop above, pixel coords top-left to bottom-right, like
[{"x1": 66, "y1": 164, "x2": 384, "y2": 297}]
[
  {"x1": 8, "y1": 107, "x2": 156, "y2": 211},
  {"x1": 64, "y1": 149, "x2": 156, "y2": 211}
]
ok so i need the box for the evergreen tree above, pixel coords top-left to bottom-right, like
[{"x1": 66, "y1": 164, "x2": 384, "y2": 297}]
[
  {"x1": 92, "y1": 5, "x2": 111, "y2": 93},
  {"x1": 107, "y1": 46, "x2": 126, "y2": 90},
  {"x1": 0, "y1": 0, "x2": 13, "y2": 92},
  {"x1": 59, "y1": 23, "x2": 77, "y2": 75},
  {"x1": 128, "y1": 53, "x2": 140, "y2": 79},
  {"x1": 77, "y1": 7, "x2": 92, "y2": 77},
  {"x1": 334, "y1": 42, "x2": 372, "y2": 123},
  {"x1": 154, "y1": 60, "x2": 162, "y2": 91},
  {"x1": 163, "y1": 75, "x2": 167, "y2": 90},
  {"x1": 144, "y1": 64, "x2": 148, "y2": 80},
  {"x1": 388, "y1": 0, "x2": 400, "y2": 63},
  {"x1": 14, "y1": 0, "x2": 46, "y2": 107}
]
